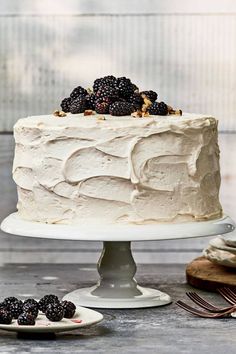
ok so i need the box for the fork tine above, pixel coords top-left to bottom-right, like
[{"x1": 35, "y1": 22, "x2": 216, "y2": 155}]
[
  {"x1": 219, "y1": 288, "x2": 236, "y2": 304},
  {"x1": 224, "y1": 288, "x2": 236, "y2": 302},
  {"x1": 176, "y1": 300, "x2": 217, "y2": 315},
  {"x1": 176, "y1": 300, "x2": 235, "y2": 318},
  {"x1": 176, "y1": 301, "x2": 223, "y2": 318},
  {"x1": 186, "y1": 292, "x2": 219, "y2": 311},
  {"x1": 218, "y1": 288, "x2": 236, "y2": 305},
  {"x1": 176, "y1": 301, "x2": 210, "y2": 316}
]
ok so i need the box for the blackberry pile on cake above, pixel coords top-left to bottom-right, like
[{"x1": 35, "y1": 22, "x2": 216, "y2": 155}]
[{"x1": 12, "y1": 75, "x2": 222, "y2": 225}]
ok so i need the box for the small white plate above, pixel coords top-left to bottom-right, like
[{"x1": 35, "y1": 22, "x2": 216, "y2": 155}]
[
  {"x1": 209, "y1": 237, "x2": 236, "y2": 254},
  {"x1": 203, "y1": 245, "x2": 236, "y2": 268},
  {"x1": 0, "y1": 307, "x2": 103, "y2": 333}
]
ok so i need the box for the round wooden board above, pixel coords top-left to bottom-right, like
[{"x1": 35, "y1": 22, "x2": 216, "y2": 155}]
[{"x1": 186, "y1": 256, "x2": 236, "y2": 292}]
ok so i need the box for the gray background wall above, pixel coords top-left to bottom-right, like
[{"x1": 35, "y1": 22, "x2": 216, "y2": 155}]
[{"x1": 0, "y1": 0, "x2": 235, "y2": 264}]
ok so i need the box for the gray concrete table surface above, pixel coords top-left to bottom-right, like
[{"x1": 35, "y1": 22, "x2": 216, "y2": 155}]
[{"x1": 0, "y1": 263, "x2": 235, "y2": 354}]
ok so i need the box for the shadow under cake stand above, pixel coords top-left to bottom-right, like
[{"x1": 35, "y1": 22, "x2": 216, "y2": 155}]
[{"x1": 1, "y1": 212, "x2": 235, "y2": 309}]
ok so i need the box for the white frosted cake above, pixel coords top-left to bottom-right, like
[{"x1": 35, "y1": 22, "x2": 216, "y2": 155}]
[{"x1": 13, "y1": 113, "x2": 222, "y2": 225}]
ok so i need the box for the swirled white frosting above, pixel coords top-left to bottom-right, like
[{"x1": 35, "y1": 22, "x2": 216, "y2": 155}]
[{"x1": 13, "y1": 113, "x2": 222, "y2": 225}]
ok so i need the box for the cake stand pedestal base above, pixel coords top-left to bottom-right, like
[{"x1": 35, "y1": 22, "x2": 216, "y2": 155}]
[{"x1": 63, "y1": 241, "x2": 171, "y2": 308}]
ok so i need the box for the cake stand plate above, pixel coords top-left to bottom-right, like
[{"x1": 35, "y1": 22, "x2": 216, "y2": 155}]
[{"x1": 1, "y1": 213, "x2": 235, "y2": 309}]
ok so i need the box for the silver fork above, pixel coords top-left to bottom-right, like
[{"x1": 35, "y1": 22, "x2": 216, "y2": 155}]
[
  {"x1": 176, "y1": 300, "x2": 236, "y2": 318},
  {"x1": 186, "y1": 292, "x2": 234, "y2": 313},
  {"x1": 218, "y1": 288, "x2": 236, "y2": 305}
]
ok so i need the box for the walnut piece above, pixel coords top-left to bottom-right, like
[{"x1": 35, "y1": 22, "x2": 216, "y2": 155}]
[
  {"x1": 131, "y1": 110, "x2": 142, "y2": 118},
  {"x1": 84, "y1": 110, "x2": 94, "y2": 116},
  {"x1": 53, "y1": 110, "x2": 67, "y2": 117},
  {"x1": 97, "y1": 115, "x2": 106, "y2": 121},
  {"x1": 169, "y1": 109, "x2": 182, "y2": 116},
  {"x1": 141, "y1": 94, "x2": 152, "y2": 113}
]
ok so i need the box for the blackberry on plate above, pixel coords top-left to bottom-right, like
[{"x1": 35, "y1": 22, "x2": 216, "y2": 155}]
[
  {"x1": 0, "y1": 302, "x2": 6, "y2": 310},
  {"x1": 95, "y1": 101, "x2": 110, "y2": 114},
  {"x1": 18, "y1": 312, "x2": 35, "y2": 326},
  {"x1": 128, "y1": 92, "x2": 143, "y2": 110},
  {"x1": 109, "y1": 101, "x2": 135, "y2": 116},
  {"x1": 85, "y1": 93, "x2": 96, "y2": 110},
  {"x1": 45, "y1": 303, "x2": 64, "y2": 322},
  {"x1": 149, "y1": 101, "x2": 168, "y2": 116},
  {"x1": 23, "y1": 303, "x2": 38, "y2": 318},
  {"x1": 8, "y1": 301, "x2": 23, "y2": 319},
  {"x1": 24, "y1": 299, "x2": 38, "y2": 308},
  {"x1": 70, "y1": 96, "x2": 87, "y2": 114},
  {"x1": 70, "y1": 86, "x2": 87, "y2": 100},
  {"x1": 116, "y1": 77, "x2": 135, "y2": 98},
  {"x1": 61, "y1": 300, "x2": 76, "y2": 318},
  {"x1": 60, "y1": 97, "x2": 72, "y2": 113},
  {"x1": 140, "y1": 90, "x2": 158, "y2": 102},
  {"x1": 0, "y1": 309, "x2": 12, "y2": 324},
  {"x1": 3, "y1": 297, "x2": 19, "y2": 307},
  {"x1": 96, "y1": 85, "x2": 118, "y2": 101},
  {"x1": 38, "y1": 294, "x2": 60, "y2": 313}
]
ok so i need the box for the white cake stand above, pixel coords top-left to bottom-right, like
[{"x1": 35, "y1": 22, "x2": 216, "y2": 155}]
[{"x1": 1, "y1": 212, "x2": 235, "y2": 309}]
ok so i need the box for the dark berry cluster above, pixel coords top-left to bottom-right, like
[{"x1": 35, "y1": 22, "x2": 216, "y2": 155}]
[
  {"x1": 59, "y1": 75, "x2": 172, "y2": 117},
  {"x1": 149, "y1": 101, "x2": 168, "y2": 116},
  {"x1": 0, "y1": 295, "x2": 76, "y2": 326}
]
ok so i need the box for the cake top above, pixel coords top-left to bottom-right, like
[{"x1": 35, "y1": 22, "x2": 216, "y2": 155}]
[{"x1": 15, "y1": 112, "x2": 215, "y2": 130}]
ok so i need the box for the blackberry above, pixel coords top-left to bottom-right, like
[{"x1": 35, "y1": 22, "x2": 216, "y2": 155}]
[
  {"x1": 93, "y1": 76, "x2": 117, "y2": 93},
  {"x1": 96, "y1": 85, "x2": 118, "y2": 102},
  {"x1": 95, "y1": 101, "x2": 110, "y2": 114},
  {"x1": 38, "y1": 294, "x2": 60, "y2": 313},
  {"x1": 0, "y1": 309, "x2": 12, "y2": 324},
  {"x1": 102, "y1": 75, "x2": 117, "y2": 86},
  {"x1": 85, "y1": 93, "x2": 96, "y2": 110},
  {"x1": 3, "y1": 298, "x2": 23, "y2": 318},
  {"x1": 45, "y1": 303, "x2": 64, "y2": 322},
  {"x1": 61, "y1": 300, "x2": 76, "y2": 318},
  {"x1": 128, "y1": 92, "x2": 143, "y2": 110},
  {"x1": 0, "y1": 302, "x2": 6, "y2": 311},
  {"x1": 93, "y1": 78, "x2": 103, "y2": 93},
  {"x1": 18, "y1": 312, "x2": 35, "y2": 326},
  {"x1": 132, "y1": 83, "x2": 139, "y2": 92},
  {"x1": 70, "y1": 86, "x2": 87, "y2": 100},
  {"x1": 140, "y1": 90, "x2": 158, "y2": 102},
  {"x1": 116, "y1": 77, "x2": 135, "y2": 98},
  {"x1": 8, "y1": 301, "x2": 23, "y2": 319},
  {"x1": 60, "y1": 97, "x2": 72, "y2": 113},
  {"x1": 96, "y1": 96, "x2": 112, "y2": 104},
  {"x1": 24, "y1": 299, "x2": 38, "y2": 308},
  {"x1": 3, "y1": 297, "x2": 19, "y2": 308},
  {"x1": 109, "y1": 101, "x2": 135, "y2": 116},
  {"x1": 149, "y1": 101, "x2": 168, "y2": 116},
  {"x1": 23, "y1": 303, "x2": 38, "y2": 318},
  {"x1": 70, "y1": 96, "x2": 86, "y2": 114}
]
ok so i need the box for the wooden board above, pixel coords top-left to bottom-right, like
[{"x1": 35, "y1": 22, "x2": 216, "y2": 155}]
[{"x1": 186, "y1": 256, "x2": 236, "y2": 292}]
